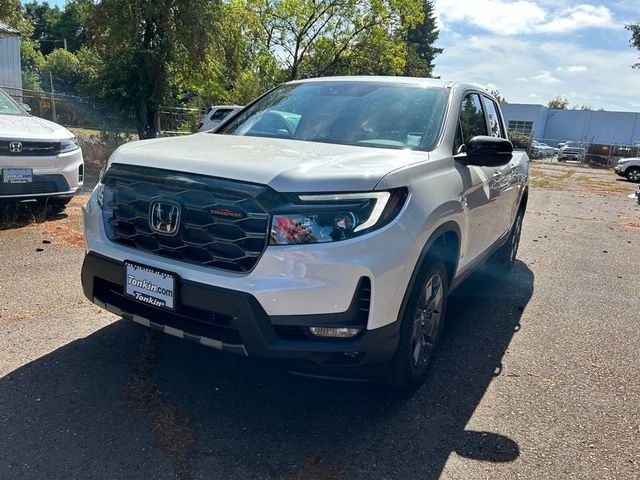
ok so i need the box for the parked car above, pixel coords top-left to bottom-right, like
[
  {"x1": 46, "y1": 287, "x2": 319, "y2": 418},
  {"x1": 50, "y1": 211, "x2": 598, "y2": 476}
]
[
  {"x1": 558, "y1": 141, "x2": 585, "y2": 161},
  {"x1": 531, "y1": 141, "x2": 556, "y2": 158},
  {"x1": 0, "y1": 87, "x2": 83, "y2": 207},
  {"x1": 198, "y1": 105, "x2": 242, "y2": 132},
  {"x1": 614, "y1": 157, "x2": 640, "y2": 182},
  {"x1": 82, "y1": 77, "x2": 529, "y2": 389}
]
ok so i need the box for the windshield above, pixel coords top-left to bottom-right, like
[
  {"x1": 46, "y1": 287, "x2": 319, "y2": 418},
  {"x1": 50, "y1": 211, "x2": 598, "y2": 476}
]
[
  {"x1": 218, "y1": 81, "x2": 449, "y2": 151},
  {"x1": 0, "y1": 89, "x2": 24, "y2": 116}
]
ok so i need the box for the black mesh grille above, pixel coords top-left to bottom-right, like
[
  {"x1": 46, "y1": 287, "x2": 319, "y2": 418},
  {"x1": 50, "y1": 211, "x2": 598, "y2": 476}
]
[
  {"x1": 0, "y1": 140, "x2": 61, "y2": 156},
  {"x1": 0, "y1": 174, "x2": 69, "y2": 195},
  {"x1": 102, "y1": 164, "x2": 279, "y2": 273}
]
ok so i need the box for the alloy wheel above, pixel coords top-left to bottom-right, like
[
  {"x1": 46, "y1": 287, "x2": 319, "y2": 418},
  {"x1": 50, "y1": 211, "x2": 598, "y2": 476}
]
[{"x1": 411, "y1": 273, "x2": 444, "y2": 368}]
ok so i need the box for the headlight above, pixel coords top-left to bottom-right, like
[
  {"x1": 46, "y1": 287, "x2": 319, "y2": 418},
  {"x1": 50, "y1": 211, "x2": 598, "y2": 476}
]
[
  {"x1": 59, "y1": 137, "x2": 80, "y2": 153},
  {"x1": 269, "y1": 188, "x2": 407, "y2": 245},
  {"x1": 617, "y1": 158, "x2": 630, "y2": 164}
]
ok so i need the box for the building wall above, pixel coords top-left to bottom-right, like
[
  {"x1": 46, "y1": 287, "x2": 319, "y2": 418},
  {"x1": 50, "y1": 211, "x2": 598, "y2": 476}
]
[
  {"x1": 501, "y1": 103, "x2": 640, "y2": 146},
  {"x1": 0, "y1": 32, "x2": 22, "y2": 91},
  {"x1": 501, "y1": 104, "x2": 548, "y2": 140}
]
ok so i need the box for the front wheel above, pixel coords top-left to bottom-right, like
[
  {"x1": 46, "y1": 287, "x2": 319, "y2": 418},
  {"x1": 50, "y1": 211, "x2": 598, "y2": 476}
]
[
  {"x1": 626, "y1": 167, "x2": 640, "y2": 183},
  {"x1": 487, "y1": 208, "x2": 524, "y2": 276},
  {"x1": 385, "y1": 254, "x2": 448, "y2": 390}
]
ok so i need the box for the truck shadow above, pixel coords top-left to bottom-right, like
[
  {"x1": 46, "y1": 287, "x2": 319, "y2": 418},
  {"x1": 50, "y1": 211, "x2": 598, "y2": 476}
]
[{"x1": 0, "y1": 261, "x2": 534, "y2": 479}]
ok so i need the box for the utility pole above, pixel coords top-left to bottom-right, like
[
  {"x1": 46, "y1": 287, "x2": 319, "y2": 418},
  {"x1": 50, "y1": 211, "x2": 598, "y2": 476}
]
[{"x1": 49, "y1": 71, "x2": 57, "y2": 123}]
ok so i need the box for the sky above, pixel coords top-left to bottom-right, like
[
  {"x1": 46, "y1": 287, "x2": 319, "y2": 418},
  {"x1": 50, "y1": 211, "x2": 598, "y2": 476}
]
[
  {"x1": 41, "y1": 0, "x2": 640, "y2": 112},
  {"x1": 432, "y1": 0, "x2": 640, "y2": 111}
]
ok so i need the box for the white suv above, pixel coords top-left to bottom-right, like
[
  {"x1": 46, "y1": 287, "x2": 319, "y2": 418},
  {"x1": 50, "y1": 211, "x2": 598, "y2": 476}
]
[
  {"x1": 614, "y1": 157, "x2": 640, "y2": 182},
  {"x1": 0, "y1": 88, "x2": 83, "y2": 206},
  {"x1": 82, "y1": 77, "x2": 529, "y2": 388}
]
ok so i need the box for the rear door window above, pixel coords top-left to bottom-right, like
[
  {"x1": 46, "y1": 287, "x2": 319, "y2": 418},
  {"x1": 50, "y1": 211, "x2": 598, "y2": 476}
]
[
  {"x1": 459, "y1": 93, "x2": 488, "y2": 144},
  {"x1": 482, "y1": 97, "x2": 504, "y2": 138}
]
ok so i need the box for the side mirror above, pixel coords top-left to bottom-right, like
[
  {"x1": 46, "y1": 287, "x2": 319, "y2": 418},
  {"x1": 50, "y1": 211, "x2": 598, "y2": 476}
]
[
  {"x1": 21, "y1": 103, "x2": 32, "y2": 113},
  {"x1": 455, "y1": 136, "x2": 513, "y2": 167}
]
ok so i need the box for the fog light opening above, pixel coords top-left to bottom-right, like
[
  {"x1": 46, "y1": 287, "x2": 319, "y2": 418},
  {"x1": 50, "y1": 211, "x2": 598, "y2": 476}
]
[{"x1": 308, "y1": 326, "x2": 362, "y2": 338}]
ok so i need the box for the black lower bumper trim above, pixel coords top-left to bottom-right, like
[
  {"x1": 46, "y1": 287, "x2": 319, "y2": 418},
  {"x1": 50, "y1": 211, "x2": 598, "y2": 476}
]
[{"x1": 81, "y1": 252, "x2": 400, "y2": 374}]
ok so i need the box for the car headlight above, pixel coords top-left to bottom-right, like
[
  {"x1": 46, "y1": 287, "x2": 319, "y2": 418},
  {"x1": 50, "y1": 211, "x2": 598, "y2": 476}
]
[
  {"x1": 617, "y1": 158, "x2": 630, "y2": 165},
  {"x1": 60, "y1": 137, "x2": 80, "y2": 153},
  {"x1": 269, "y1": 188, "x2": 407, "y2": 245}
]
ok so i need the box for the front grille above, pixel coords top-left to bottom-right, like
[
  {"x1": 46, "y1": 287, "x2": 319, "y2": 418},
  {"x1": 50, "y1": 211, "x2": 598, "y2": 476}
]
[
  {"x1": 0, "y1": 174, "x2": 69, "y2": 195},
  {"x1": 102, "y1": 164, "x2": 280, "y2": 273},
  {"x1": 0, "y1": 140, "x2": 61, "y2": 156}
]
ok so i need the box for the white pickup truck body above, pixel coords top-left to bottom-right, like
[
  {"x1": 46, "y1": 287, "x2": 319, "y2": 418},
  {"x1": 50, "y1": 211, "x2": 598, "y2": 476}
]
[{"x1": 82, "y1": 77, "x2": 529, "y2": 388}]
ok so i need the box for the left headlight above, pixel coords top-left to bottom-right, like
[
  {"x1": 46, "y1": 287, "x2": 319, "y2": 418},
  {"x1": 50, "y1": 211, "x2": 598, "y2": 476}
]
[
  {"x1": 270, "y1": 188, "x2": 408, "y2": 245},
  {"x1": 59, "y1": 137, "x2": 80, "y2": 153}
]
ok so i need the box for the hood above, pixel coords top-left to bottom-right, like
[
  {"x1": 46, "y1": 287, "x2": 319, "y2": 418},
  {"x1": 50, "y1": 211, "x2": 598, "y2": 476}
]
[
  {"x1": 109, "y1": 133, "x2": 429, "y2": 192},
  {"x1": 0, "y1": 114, "x2": 74, "y2": 141}
]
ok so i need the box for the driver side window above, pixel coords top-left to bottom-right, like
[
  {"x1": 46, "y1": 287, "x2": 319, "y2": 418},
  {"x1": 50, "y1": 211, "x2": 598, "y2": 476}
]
[{"x1": 459, "y1": 93, "x2": 488, "y2": 144}]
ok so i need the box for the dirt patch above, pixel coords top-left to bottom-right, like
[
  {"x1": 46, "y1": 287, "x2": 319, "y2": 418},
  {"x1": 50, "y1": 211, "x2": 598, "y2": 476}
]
[{"x1": 530, "y1": 164, "x2": 636, "y2": 196}]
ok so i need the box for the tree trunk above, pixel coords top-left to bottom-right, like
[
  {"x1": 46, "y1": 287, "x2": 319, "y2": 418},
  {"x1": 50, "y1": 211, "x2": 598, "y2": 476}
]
[{"x1": 136, "y1": 103, "x2": 160, "y2": 140}]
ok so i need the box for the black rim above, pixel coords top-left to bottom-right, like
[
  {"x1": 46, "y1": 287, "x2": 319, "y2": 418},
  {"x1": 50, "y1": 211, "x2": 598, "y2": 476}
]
[{"x1": 410, "y1": 273, "x2": 444, "y2": 368}]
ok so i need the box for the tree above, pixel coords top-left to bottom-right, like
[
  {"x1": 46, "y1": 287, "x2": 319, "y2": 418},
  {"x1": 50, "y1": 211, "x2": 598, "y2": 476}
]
[
  {"x1": 259, "y1": 0, "x2": 423, "y2": 81},
  {"x1": 403, "y1": 0, "x2": 442, "y2": 77},
  {"x1": 489, "y1": 89, "x2": 507, "y2": 104},
  {"x1": 89, "y1": 0, "x2": 219, "y2": 139},
  {"x1": 626, "y1": 23, "x2": 640, "y2": 68},
  {"x1": 548, "y1": 96, "x2": 569, "y2": 109},
  {"x1": 45, "y1": 48, "x2": 81, "y2": 92}
]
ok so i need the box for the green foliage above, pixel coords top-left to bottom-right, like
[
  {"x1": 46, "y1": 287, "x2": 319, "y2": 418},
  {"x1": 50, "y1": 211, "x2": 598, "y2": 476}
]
[
  {"x1": 507, "y1": 130, "x2": 531, "y2": 150},
  {"x1": 548, "y1": 96, "x2": 569, "y2": 109},
  {"x1": 89, "y1": 0, "x2": 220, "y2": 138},
  {"x1": 626, "y1": 23, "x2": 640, "y2": 69},
  {"x1": 256, "y1": 0, "x2": 424, "y2": 80},
  {"x1": 45, "y1": 48, "x2": 81, "y2": 92},
  {"x1": 23, "y1": 0, "x2": 93, "y2": 54},
  {"x1": 403, "y1": 1, "x2": 442, "y2": 77},
  {"x1": 490, "y1": 89, "x2": 507, "y2": 104}
]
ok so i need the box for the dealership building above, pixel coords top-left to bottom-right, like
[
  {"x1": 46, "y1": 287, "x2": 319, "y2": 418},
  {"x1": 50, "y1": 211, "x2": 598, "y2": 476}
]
[{"x1": 501, "y1": 103, "x2": 640, "y2": 147}]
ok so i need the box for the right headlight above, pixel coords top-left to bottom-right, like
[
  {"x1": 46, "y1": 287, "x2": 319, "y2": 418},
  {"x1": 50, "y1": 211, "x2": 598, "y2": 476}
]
[{"x1": 269, "y1": 188, "x2": 408, "y2": 245}]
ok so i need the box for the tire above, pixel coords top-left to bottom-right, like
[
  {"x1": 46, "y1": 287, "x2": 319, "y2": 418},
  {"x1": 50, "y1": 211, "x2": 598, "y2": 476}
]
[
  {"x1": 626, "y1": 167, "x2": 640, "y2": 183},
  {"x1": 385, "y1": 253, "x2": 449, "y2": 390},
  {"x1": 487, "y1": 207, "x2": 525, "y2": 276}
]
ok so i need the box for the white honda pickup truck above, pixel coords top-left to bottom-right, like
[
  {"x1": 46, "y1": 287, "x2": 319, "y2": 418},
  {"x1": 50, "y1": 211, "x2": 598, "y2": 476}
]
[{"x1": 82, "y1": 77, "x2": 529, "y2": 389}]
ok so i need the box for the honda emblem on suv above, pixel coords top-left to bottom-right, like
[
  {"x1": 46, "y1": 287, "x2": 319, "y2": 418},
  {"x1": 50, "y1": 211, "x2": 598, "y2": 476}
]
[
  {"x1": 9, "y1": 141, "x2": 22, "y2": 153},
  {"x1": 149, "y1": 200, "x2": 181, "y2": 235}
]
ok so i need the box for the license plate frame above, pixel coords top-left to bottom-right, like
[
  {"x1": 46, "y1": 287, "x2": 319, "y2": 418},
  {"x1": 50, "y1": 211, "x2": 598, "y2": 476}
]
[
  {"x1": 124, "y1": 261, "x2": 177, "y2": 311},
  {"x1": 3, "y1": 168, "x2": 33, "y2": 184}
]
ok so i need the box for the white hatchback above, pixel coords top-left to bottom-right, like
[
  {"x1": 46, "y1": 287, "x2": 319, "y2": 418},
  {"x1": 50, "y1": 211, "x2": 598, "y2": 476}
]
[{"x1": 0, "y1": 88, "x2": 83, "y2": 206}]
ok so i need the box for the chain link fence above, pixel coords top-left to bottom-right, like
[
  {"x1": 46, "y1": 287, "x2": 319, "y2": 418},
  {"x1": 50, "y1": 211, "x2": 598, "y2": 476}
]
[
  {"x1": 507, "y1": 129, "x2": 639, "y2": 168},
  {"x1": 1, "y1": 86, "x2": 209, "y2": 183}
]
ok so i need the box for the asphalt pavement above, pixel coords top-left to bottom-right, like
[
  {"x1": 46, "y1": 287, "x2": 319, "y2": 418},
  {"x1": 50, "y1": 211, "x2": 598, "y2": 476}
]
[{"x1": 0, "y1": 164, "x2": 638, "y2": 479}]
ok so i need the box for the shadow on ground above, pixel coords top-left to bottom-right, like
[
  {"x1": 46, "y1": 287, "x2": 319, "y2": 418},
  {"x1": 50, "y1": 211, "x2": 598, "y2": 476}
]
[
  {"x1": 0, "y1": 261, "x2": 534, "y2": 479},
  {"x1": 0, "y1": 200, "x2": 67, "y2": 231}
]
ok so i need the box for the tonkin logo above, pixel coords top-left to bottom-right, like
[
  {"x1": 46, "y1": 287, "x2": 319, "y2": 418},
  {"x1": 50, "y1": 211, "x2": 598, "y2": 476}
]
[
  {"x1": 9, "y1": 141, "x2": 22, "y2": 153},
  {"x1": 149, "y1": 201, "x2": 181, "y2": 235}
]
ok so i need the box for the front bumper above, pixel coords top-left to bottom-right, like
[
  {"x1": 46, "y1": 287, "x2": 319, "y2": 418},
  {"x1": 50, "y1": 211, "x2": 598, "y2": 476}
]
[
  {"x1": 614, "y1": 166, "x2": 626, "y2": 176},
  {"x1": 0, "y1": 148, "x2": 84, "y2": 199},
  {"x1": 81, "y1": 252, "x2": 400, "y2": 376}
]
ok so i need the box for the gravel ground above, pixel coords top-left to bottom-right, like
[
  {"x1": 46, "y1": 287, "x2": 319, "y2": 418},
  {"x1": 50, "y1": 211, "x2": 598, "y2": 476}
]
[{"x1": 0, "y1": 163, "x2": 638, "y2": 479}]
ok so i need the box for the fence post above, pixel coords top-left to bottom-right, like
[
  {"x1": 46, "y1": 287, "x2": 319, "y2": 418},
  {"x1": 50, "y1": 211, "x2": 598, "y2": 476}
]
[{"x1": 49, "y1": 71, "x2": 57, "y2": 123}]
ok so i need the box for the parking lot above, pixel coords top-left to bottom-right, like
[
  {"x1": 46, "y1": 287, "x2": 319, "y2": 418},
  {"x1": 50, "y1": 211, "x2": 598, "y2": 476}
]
[{"x1": 0, "y1": 163, "x2": 638, "y2": 479}]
